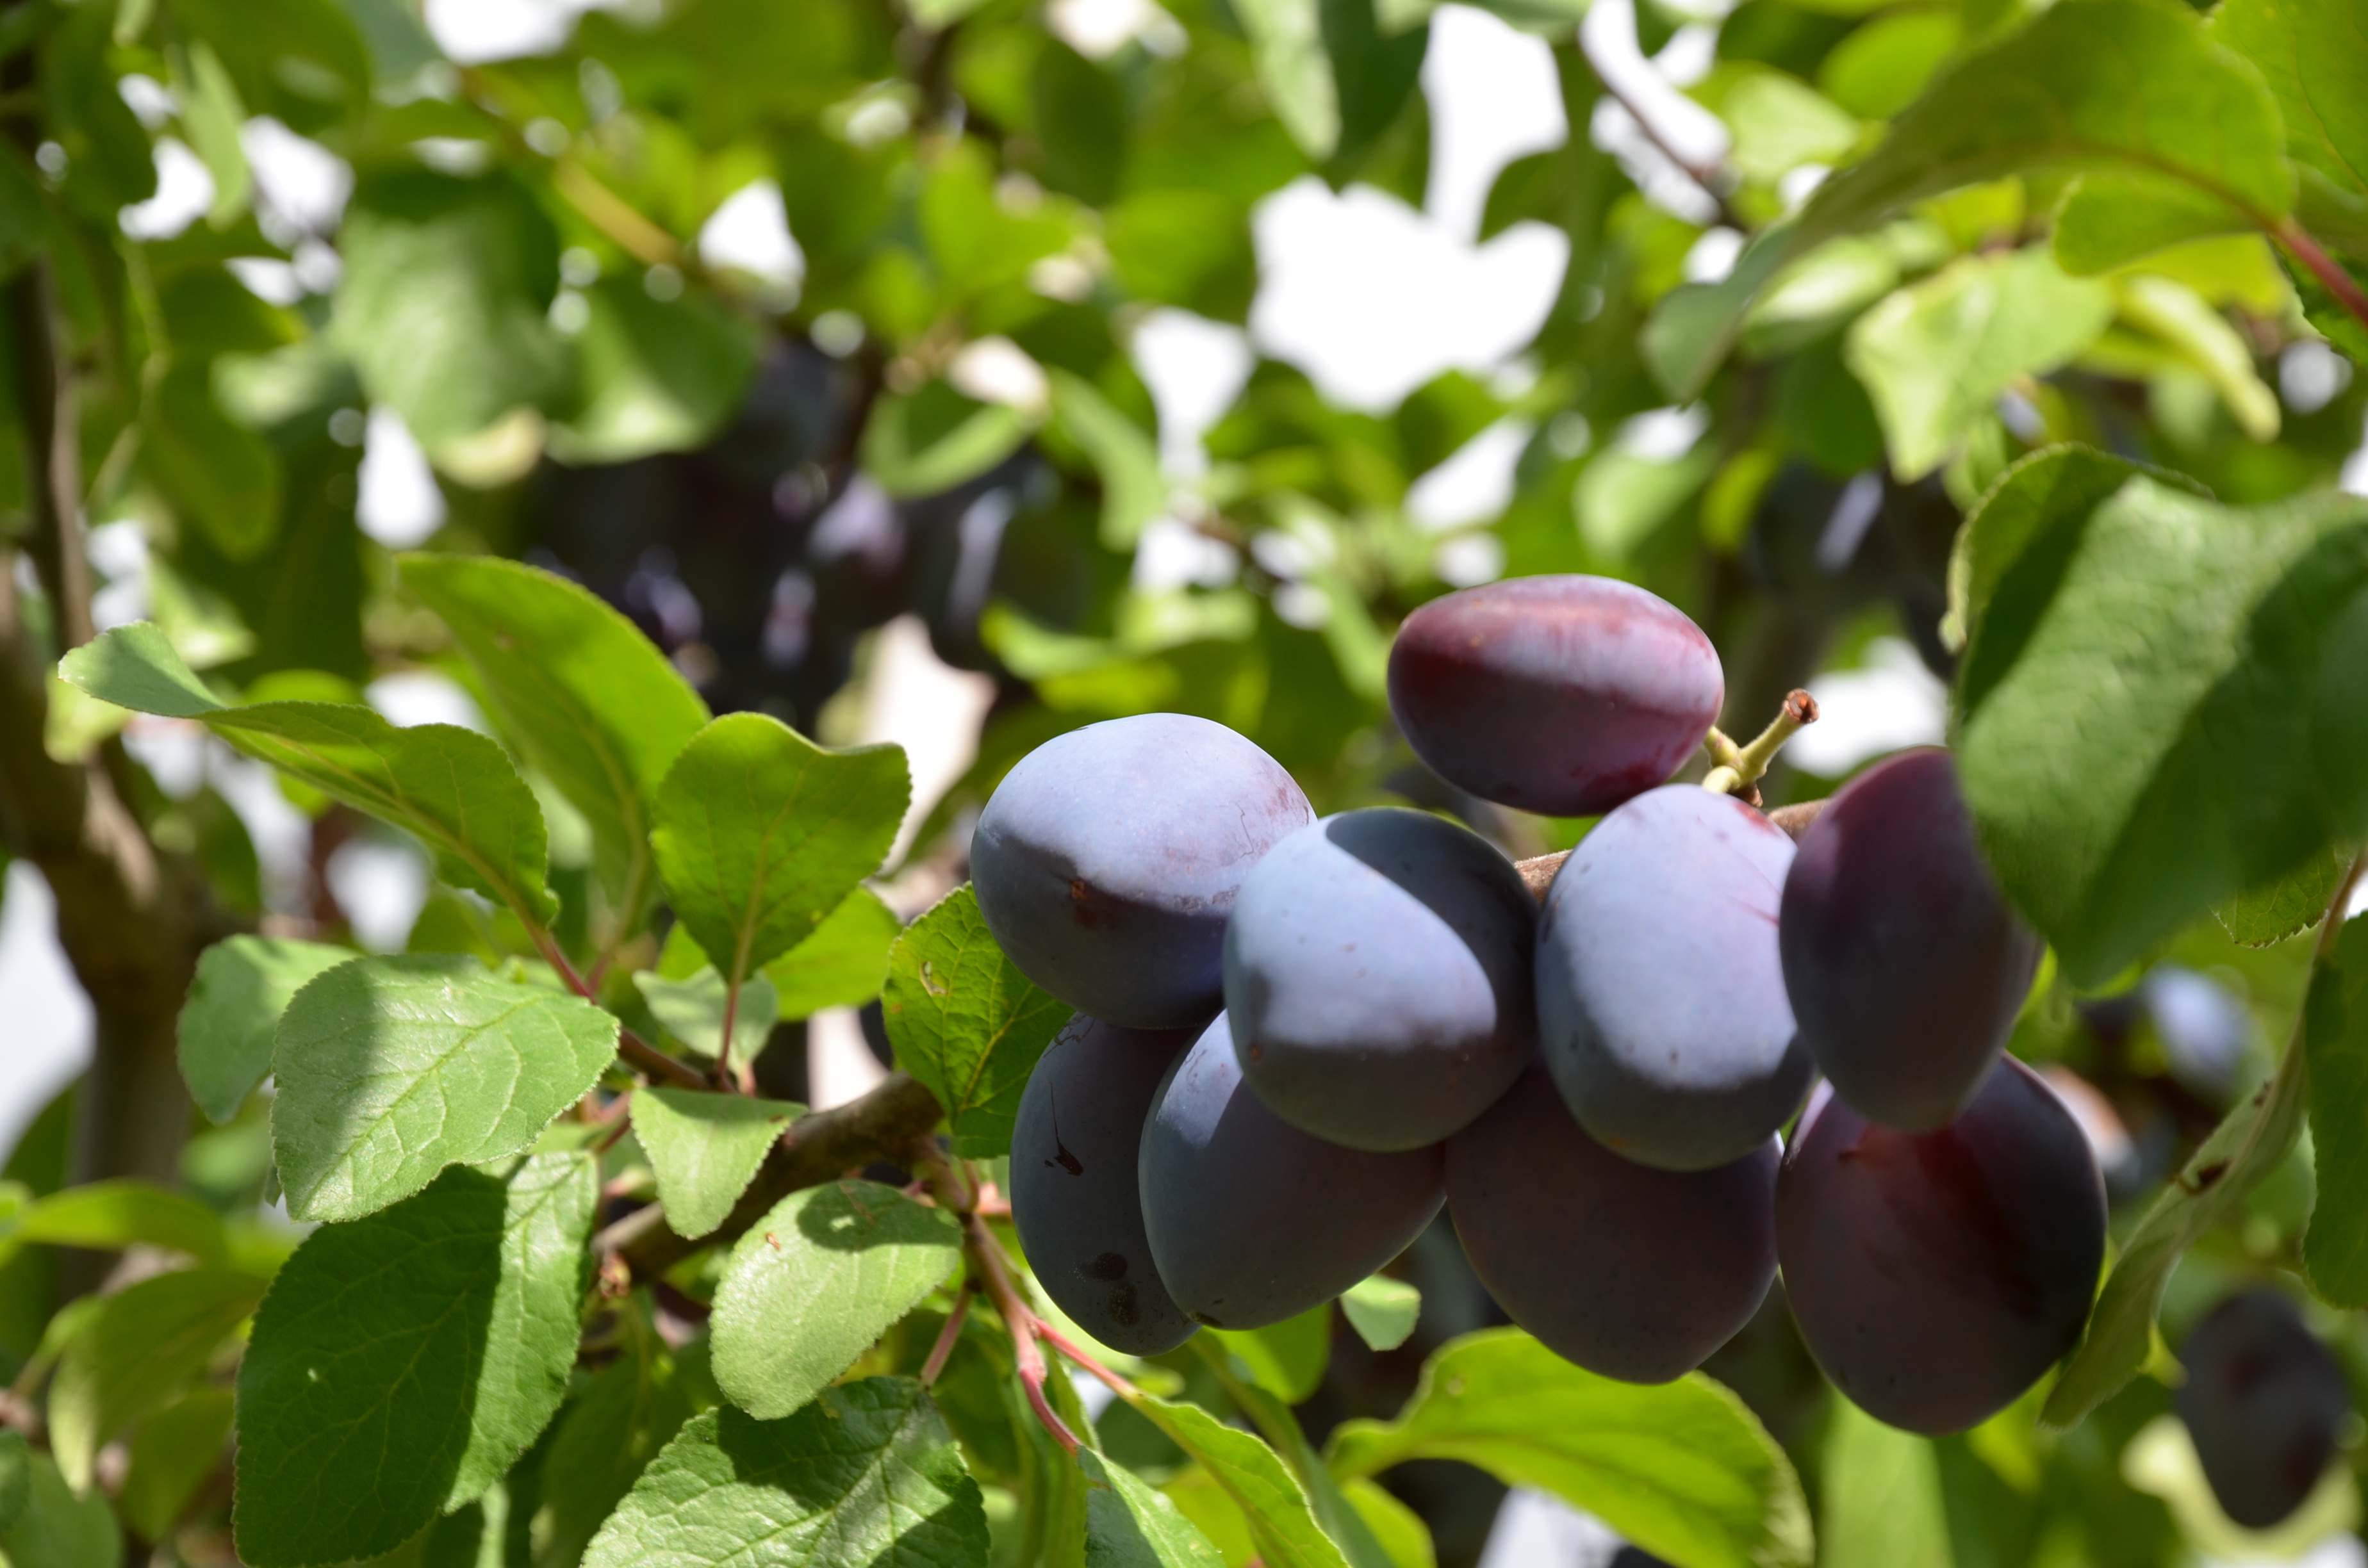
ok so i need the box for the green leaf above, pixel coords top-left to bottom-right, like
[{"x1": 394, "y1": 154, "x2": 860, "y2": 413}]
[
  {"x1": 333, "y1": 170, "x2": 571, "y2": 447},
  {"x1": 2305, "y1": 916, "x2": 2368, "y2": 1305},
  {"x1": 882, "y1": 885, "x2": 1069, "y2": 1158},
  {"x1": 2052, "y1": 172, "x2": 2253, "y2": 275},
  {"x1": 1081, "y1": 1448, "x2": 1227, "y2": 1568},
  {"x1": 2218, "y1": 844, "x2": 2355, "y2": 946},
  {"x1": 1339, "y1": 1277, "x2": 1420, "y2": 1352},
  {"x1": 1128, "y1": 1394, "x2": 1351, "y2": 1568},
  {"x1": 2212, "y1": 0, "x2": 2368, "y2": 196},
  {"x1": 652, "y1": 712, "x2": 910, "y2": 998},
  {"x1": 271, "y1": 955, "x2": 617, "y2": 1223},
  {"x1": 61, "y1": 625, "x2": 559, "y2": 925},
  {"x1": 1844, "y1": 248, "x2": 2114, "y2": 480},
  {"x1": 49, "y1": 1267, "x2": 265, "y2": 1490},
  {"x1": 1641, "y1": 225, "x2": 1797, "y2": 400},
  {"x1": 634, "y1": 967, "x2": 780, "y2": 1063},
  {"x1": 582, "y1": 1382, "x2": 989, "y2": 1568},
  {"x1": 7, "y1": 1179, "x2": 228, "y2": 1265},
  {"x1": 0, "y1": 1450, "x2": 120, "y2": 1568},
  {"x1": 767, "y1": 888, "x2": 903, "y2": 1019},
  {"x1": 630, "y1": 1087, "x2": 803, "y2": 1239},
  {"x1": 709, "y1": 1180, "x2": 962, "y2": 1420},
  {"x1": 1796, "y1": 0, "x2": 2292, "y2": 252},
  {"x1": 397, "y1": 554, "x2": 710, "y2": 927},
  {"x1": 57, "y1": 621, "x2": 222, "y2": 717},
  {"x1": 1339, "y1": 1480, "x2": 1432, "y2": 1568},
  {"x1": 1720, "y1": 72, "x2": 1863, "y2": 186},
  {"x1": 0, "y1": 1431, "x2": 24, "y2": 1535},
  {"x1": 862, "y1": 391, "x2": 1037, "y2": 500},
  {"x1": 1326, "y1": 1329, "x2": 1813, "y2": 1568},
  {"x1": 1212, "y1": 1373, "x2": 1395, "y2": 1568},
  {"x1": 1952, "y1": 459, "x2": 2368, "y2": 985},
  {"x1": 121, "y1": 1387, "x2": 236, "y2": 1544},
  {"x1": 1320, "y1": 0, "x2": 1427, "y2": 168},
  {"x1": 536, "y1": 1306, "x2": 700, "y2": 1568},
  {"x1": 174, "y1": 38, "x2": 252, "y2": 225},
  {"x1": 2050, "y1": 1030, "x2": 2317, "y2": 1426},
  {"x1": 1051, "y1": 371, "x2": 1166, "y2": 550},
  {"x1": 179, "y1": 935, "x2": 352, "y2": 1123},
  {"x1": 1818, "y1": 1400, "x2": 1949, "y2": 1568},
  {"x1": 235, "y1": 1155, "x2": 598, "y2": 1567},
  {"x1": 1818, "y1": 8, "x2": 1962, "y2": 118},
  {"x1": 1213, "y1": 1305, "x2": 1333, "y2": 1406},
  {"x1": 548, "y1": 279, "x2": 762, "y2": 463},
  {"x1": 2113, "y1": 274, "x2": 2280, "y2": 442},
  {"x1": 145, "y1": 362, "x2": 282, "y2": 560},
  {"x1": 1235, "y1": 0, "x2": 1337, "y2": 158}
]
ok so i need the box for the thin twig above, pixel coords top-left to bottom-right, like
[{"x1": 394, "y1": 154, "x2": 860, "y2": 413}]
[
  {"x1": 1574, "y1": 41, "x2": 1746, "y2": 231},
  {"x1": 921, "y1": 1284, "x2": 974, "y2": 1387},
  {"x1": 913, "y1": 1139, "x2": 1083, "y2": 1453}
]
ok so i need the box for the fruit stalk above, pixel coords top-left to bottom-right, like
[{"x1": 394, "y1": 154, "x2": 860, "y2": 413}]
[
  {"x1": 914, "y1": 1138, "x2": 1083, "y2": 1454},
  {"x1": 1704, "y1": 689, "x2": 1819, "y2": 797}
]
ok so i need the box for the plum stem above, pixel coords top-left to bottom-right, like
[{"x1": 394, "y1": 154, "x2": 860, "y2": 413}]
[
  {"x1": 920, "y1": 1283, "x2": 973, "y2": 1387},
  {"x1": 1704, "y1": 689, "x2": 1818, "y2": 796},
  {"x1": 912, "y1": 1138, "x2": 1085, "y2": 1455}
]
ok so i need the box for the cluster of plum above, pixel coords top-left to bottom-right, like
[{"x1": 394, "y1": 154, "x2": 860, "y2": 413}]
[{"x1": 983, "y1": 573, "x2": 2112, "y2": 1438}]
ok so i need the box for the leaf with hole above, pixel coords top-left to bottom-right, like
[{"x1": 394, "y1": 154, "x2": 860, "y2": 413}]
[{"x1": 883, "y1": 885, "x2": 1069, "y2": 1158}]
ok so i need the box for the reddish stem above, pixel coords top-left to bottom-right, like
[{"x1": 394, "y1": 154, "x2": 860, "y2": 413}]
[
  {"x1": 1034, "y1": 1317, "x2": 1139, "y2": 1401},
  {"x1": 911, "y1": 1139, "x2": 1083, "y2": 1453},
  {"x1": 2276, "y1": 220, "x2": 2368, "y2": 333},
  {"x1": 921, "y1": 1285, "x2": 974, "y2": 1387}
]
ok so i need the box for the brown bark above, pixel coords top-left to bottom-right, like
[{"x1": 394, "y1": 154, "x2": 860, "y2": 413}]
[{"x1": 1, "y1": 264, "x2": 215, "y2": 1201}]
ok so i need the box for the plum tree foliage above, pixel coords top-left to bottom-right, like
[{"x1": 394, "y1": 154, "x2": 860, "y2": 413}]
[{"x1": 4, "y1": 0, "x2": 2368, "y2": 1563}]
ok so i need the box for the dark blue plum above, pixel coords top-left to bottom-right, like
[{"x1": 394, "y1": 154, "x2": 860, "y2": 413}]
[
  {"x1": 1776, "y1": 1058, "x2": 2106, "y2": 1435},
  {"x1": 1779, "y1": 748, "x2": 2041, "y2": 1131},
  {"x1": 1386, "y1": 576, "x2": 1723, "y2": 817},
  {"x1": 1139, "y1": 1014, "x2": 1445, "y2": 1329},
  {"x1": 2177, "y1": 1289, "x2": 2352, "y2": 1530},
  {"x1": 1223, "y1": 808, "x2": 1535, "y2": 1152},
  {"x1": 1010, "y1": 1015, "x2": 1199, "y2": 1355},
  {"x1": 1537, "y1": 785, "x2": 1811, "y2": 1172},
  {"x1": 1448, "y1": 1060, "x2": 1776, "y2": 1384},
  {"x1": 971, "y1": 715, "x2": 1313, "y2": 1029}
]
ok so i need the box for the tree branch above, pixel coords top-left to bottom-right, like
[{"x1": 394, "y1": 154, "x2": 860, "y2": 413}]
[
  {"x1": 1, "y1": 265, "x2": 220, "y2": 1208},
  {"x1": 6, "y1": 261, "x2": 95, "y2": 651}
]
